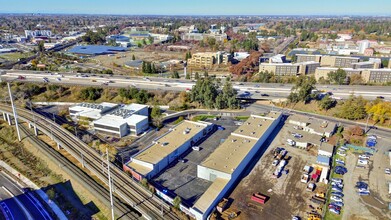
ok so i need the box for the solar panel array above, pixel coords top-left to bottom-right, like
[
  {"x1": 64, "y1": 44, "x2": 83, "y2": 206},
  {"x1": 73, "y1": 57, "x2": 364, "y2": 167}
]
[
  {"x1": 110, "y1": 108, "x2": 136, "y2": 119},
  {"x1": 78, "y1": 103, "x2": 104, "y2": 110}
]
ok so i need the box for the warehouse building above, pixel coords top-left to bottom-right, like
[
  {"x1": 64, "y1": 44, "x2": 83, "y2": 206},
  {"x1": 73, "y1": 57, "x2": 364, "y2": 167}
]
[
  {"x1": 93, "y1": 104, "x2": 149, "y2": 137},
  {"x1": 125, "y1": 120, "x2": 214, "y2": 180},
  {"x1": 69, "y1": 102, "x2": 119, "y2": 120},
  {"x1": 288, "y1": 115, "x2": 337, "y2": 138},
  {"x1": 191, "y1": 112, "x2": 282, "y2": 220}
]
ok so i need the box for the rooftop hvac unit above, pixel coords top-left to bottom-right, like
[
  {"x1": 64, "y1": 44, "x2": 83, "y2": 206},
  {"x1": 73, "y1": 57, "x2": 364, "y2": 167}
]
[
  {"x1": 258, "y1": 124, "x2": 262, "y2": 127},
  {"x1": 247, "y1": 122, "x2": 251, "y2": 125},
  {"x1": 232, "y1": 139, "x2": 236, "y2": 142},
  {"x1": 251, "y1": 132, "x2": 256, "y2": 135}
]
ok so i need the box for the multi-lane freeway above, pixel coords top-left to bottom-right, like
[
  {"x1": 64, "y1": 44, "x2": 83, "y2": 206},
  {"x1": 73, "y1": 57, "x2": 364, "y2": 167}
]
[
  {"x1": 0, "y1": 172, "x2": 52, "y2": 220},
  {"x1": 0, "y1": 103, "x2": 179, "y2": 220},
  {"x1": 1, "y1": 70, "x2": 391, "y2": 100}
]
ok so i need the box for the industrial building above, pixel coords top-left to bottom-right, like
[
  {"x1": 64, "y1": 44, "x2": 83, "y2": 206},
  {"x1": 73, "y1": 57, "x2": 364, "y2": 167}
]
[
  {"x1": 69, "y1": 102, "x2": 119, "y2": 120},
  {"x1": 288, "y1": 115, "x2": 336, "y2": 138},
  {"x1": 191, "y1": 112, "x2": 282, "y2": 220},
  {"x1": 93, "y1": 104, "x2": 149, "y2": 137},
  {"x1": 124, "y1": 120, "x2": 214, "y2": 180}
]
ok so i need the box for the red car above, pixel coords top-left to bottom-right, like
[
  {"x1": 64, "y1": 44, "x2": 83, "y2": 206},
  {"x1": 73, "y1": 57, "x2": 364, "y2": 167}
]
[
  {"x1": 18, "y1": 75, "x2": 26, "y2": 80},
  {"x1": 328, "y1": 204, "x2": 341, "y2": 211}
]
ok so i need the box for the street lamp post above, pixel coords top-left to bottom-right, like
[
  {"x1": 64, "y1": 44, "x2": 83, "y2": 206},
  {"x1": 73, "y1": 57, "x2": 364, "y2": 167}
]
[
  {"x1": 7, "y1": 82, "x2": 21, "y2": 141},
  {"x1": 106, "y1": 148, "x2": 115, "y2": 220}
]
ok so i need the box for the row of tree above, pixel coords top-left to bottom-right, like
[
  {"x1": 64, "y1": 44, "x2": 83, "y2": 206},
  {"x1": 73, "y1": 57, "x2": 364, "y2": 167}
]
[
  {"x1": 189, "y1": 77, "x2": 240, "y2": 109},
  {"x1": 142, "y1": 61, "x2": 158, "y2": 74}
]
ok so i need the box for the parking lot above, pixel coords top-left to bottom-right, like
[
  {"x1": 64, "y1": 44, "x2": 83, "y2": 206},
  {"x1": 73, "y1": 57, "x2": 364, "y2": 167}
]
[
  {"x1": 152, "y1": 117, "x2": 239, "y2": 207},
  {"x1": 335, "y1": 136, "x2": 391, "y2": 220},
  {"x1": 224, "y1": 118, "x2": 326, "y2": 220}
]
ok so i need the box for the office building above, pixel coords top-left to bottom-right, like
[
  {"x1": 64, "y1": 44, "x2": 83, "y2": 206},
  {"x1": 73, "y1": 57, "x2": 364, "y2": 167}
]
[
  {"x1": 358, "y1": 40, "x2": 370, "y2": 54},
  {"x1": 124, "y1": 120, "x2": 214, "y2": 180},
  {"x1": 351, "y1": 61, "x2": 379, "y2": 69},
  {"x1": 298, "y1": 61, "x2": 321, "y2": 75},
  {"x1": 69, "y1": 102, "x2": 119, "y2": 120},
  {"x1": 361, "y1": 69, "x2": 391, "y2": 83},
  {"x1": 188, "y1": 52, "x2": 217, "y2": 67},
  {"x1": 314, "y1": 67, "x2": 362, "y2": 81},
  {"x1": 389, "y1": 59, "x2": 391, "y2": 69},
  {"x1": 296, "y1": 54, "x2": 322, "y2": 63},
  {"x1": 269, "y1": 54, "x2": 287, "y2": 63},
  {"x1": 106, "y1": 35, "x2": 131, "y2": 47},
  {"x1": 191, "y1": 112, "x2": 282, "y2": 220},
  {"x1": 288, "y1": 115, "x2": 337, "y2": 138},
  {"x1": 320, "y1": 56, "x2": 360, "y2": 68},
  {"x1": 93, "y1": 104, "x2": 149, "y2": 137},
  {"x1": 259, "y1": 61, "x2": 320, "y2": 76}
]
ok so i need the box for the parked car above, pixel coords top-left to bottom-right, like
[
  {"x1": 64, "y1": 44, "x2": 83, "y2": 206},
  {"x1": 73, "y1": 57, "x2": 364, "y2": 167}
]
[
  {"x1": 358, "y1": 191, "x2": 370, "y2": 196},
  {"x1": 336, "y1": 160, "x2": 345, "y2": 165},
  {"x1": 356, "y1": 182, "x2": 368, "y2": 189},
  {"x1": 331, "y1": 182, "x2": 344, "y2": 188},
  {"x1": 331, "y1": 178, "x2": 343, "y2": 183},
  {"x1": 330, "y1": 201, "x2": 344, "y2": 207},
  {"x1": 337, "y1": 152, "x2": 346, "y2": 157},
  {"x1": 339, "y1": 146, "x2": 348, "y2": 151},
  {"x1": 272, "y1": 160, "x2": 279, "y2": 166},
  {"x1": 293, "y1": 125, "x2": 303, "y2": 130},
  {"x1": 287, "y1": 139, "x2": 296, "y2": 146},
  {"x1": 331, "y1": 196, "x2": 343, "y2": 202},
  {"x1": 331, "y1": 192, "x2": 344, "y2": 197},
  {"x1": 385, "y1": 168, "x2": 391, "y2": 175},
  {"x1": 329, "y1": 208, "x2": 340, "y2": 215},
  {"x1": 328, "y1": 204, "x2": 341, "y2": 211},
  {"x1": 359, "y1": 155, "x2": 370, "y2": 160},
  {"x1": 332, "y1": 187, "x2": 343, "y2": 193},
  {"x1": 357, "y1": 160, "x2": 368, "y2": 165}
]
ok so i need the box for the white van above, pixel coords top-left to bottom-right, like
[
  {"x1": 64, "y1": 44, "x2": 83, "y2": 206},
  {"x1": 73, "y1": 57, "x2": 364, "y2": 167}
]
[{"x1": 287, "y1": 139, "x2": 296, "y2": 146}]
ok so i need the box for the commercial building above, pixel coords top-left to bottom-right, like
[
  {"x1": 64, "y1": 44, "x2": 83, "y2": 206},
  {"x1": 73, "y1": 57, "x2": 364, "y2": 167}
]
[
  {"x1": 314, "y1": 67, "x2": 362, "y2": 81},
  {"x1": 93, "y1": 104, "x2": 149, "y2": 137},
  {"x1": 106, "y1": 35, "x2": 131, "y2": 47},
  {"x1": 389, "y1": 59, "x2": 391, "y2": 69},
  {"x1": 150, "y1": 34, "x2": 173, "y2": 42},
  {"x1": 69, "y1": 102, "x2": 119, "y2": 120},
  {"x1": 351, "y1": 60, "x2": 380, "y2": 69},
  {"x1": 318, "y1": 143, "x2": 335, "y2": 158},
  {"x1": 296, "y1": 54, "x2": 322, "y2": 63},
  {"x1": 288, "y1": 115, "x2": 337, "y2": 138},
  {"x1": 269, "y1": 54, "x2": 287, "y2": 63},
  {"x1": 358, "y1": 40, "x2": 371, "y2": 54},
  {"x1": 125, "y1": 120, "x2": 214, "y2": 180},
  {"x1": 191, "y1": 112, "x2": 282, "y2": 220},
  {"x1": 320, "y1": 56, "x2": 360, "y2": 68},
  {"x1": 181, "y1": 33, "x2": 227, "y2": 42}
]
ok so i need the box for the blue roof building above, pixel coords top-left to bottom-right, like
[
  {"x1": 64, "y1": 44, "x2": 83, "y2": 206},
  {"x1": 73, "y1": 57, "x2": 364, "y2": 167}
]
[
  {"x1": 316, "y1": 155, "x2": 330, "y2": 166},
  {"x1": 68, "y1": 45, "x2": 127, "y2": 56}
]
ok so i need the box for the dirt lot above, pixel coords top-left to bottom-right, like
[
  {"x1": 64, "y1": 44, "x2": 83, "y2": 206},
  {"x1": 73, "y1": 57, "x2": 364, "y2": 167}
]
[{"x1": 225, "y1": 123, "x2": 323, "y2": 220}]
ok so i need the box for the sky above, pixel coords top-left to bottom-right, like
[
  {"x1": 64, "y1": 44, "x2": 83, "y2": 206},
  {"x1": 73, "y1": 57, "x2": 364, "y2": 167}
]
[{"x1": 0, "y1": 0, "x2": 390, "y2": 16}]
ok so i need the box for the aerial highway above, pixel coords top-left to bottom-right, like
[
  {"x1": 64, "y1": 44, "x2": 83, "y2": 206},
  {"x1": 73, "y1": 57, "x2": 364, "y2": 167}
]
[
  {"x1": 0, "y1": 172, "x2": 52, "y2": 220},
  {"x1": 0, "y1": 103, "x2": 179, "y2": 220},
  {"x1": 1, "y1": 70, "x2": 391, "y2": 101}
]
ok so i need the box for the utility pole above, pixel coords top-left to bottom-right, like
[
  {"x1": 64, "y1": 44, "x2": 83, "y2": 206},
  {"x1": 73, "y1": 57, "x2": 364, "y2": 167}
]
[
  {"x1": 364, "y1": 114, "x2": 371, "y2": 134},
  {"x1": 107, "y1": 148, "x2": 115, "y2": 220},
  {"x1": 7, "y1": 82, "x2": 21, "y2": 141}
]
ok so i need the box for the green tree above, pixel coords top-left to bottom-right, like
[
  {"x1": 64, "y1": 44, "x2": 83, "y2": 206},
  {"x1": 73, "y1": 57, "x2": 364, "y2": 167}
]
[
  {"x1": 173, "y1": 196, "x2": 181, "y2": 209},
  {"x1": 151, "y1": 105, "x2": 162, "y2": 119},
  {"x1": 328, "y1": 68, "x2": 347, "y2": 85},
  {"x1": 194, "y1": 72, "x2": 200, "y2": 80},
  {"x1": 132, "y1": 54, "x2": 136, "y2": 60},
  {"x1": 318, "y1": 95, "x2": 336, "y2": 111},
  {"x1": 38, "y1": 41, "x2": 45, "y2": 53},
  {"x1": 136, "y1": 90, "x2": 149, "y2": 104},
  {"x1": 335, "y1": 95, "x2": 367, "y2": 120},
  {"x1": 288, "y1": 76, "x2": 316, "y2": 103},
  {"x1": 171, "y1": 71, "x2": 180, "y2": 79}
]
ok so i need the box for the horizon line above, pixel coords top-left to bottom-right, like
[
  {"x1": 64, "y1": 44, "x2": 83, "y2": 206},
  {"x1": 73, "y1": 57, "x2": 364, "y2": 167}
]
[{"x1": 0, "y1": 12, "x2": 390, "y2": 17}]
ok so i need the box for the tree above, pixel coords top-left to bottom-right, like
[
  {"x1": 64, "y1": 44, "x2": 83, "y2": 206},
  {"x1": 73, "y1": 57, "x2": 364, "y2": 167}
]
[
  {"x1": 335, "y1": 95, "x2": 367, "y2": 120},
  {"x1": 288, "y1": 76, "x2": 316, "y2": 103},
  {"x1": 194, "y1": 72, "x2": 200, "y2": 80},
  {"x1": 38, "y1": 41, "x2": 45, "y2": 53},
  {"x1": 151, "y1": 105, "x2": 162, "y2": 119},
  {"x1": 132, "y1": 54, "x2": 136, "y2": 60},
  {"x1": 318, "y1": 95, "x2": 336, "y2": 111},
  {"x1": 328, "y1": 68, "x2": 347, "y2": 85},
  {"x1": 366, "y1": 101, "x2": 391, "y2": 124},
  {"x1": 173, "y1": 196, "x2": 181, "y2": 209},
  {"x1": 171, "y1": 71, "x2": 180, "y2": 79},
  {"x1": 349, "y1": 74, "x2": 363, "y2": 85}
]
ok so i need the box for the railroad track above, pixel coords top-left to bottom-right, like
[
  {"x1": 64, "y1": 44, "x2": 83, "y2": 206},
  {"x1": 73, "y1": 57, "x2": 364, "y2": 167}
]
[
  {"x1": 0, "y1": 104, "x2": 179, "y2": 220},
  {"x1": 19, "y1": 124, "x2": 142, "y2": 219}
]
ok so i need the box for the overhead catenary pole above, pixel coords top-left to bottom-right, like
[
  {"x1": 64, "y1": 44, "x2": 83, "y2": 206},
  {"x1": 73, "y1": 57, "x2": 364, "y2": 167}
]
[
  {"x1": 106, "y1": 148, "x2": 115, "y2": 220},
  {"x1": 7, "y1": 82, "x2": 21, "y2": 141}
]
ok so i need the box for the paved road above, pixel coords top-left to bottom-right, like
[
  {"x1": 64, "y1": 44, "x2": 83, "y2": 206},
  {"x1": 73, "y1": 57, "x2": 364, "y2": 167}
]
[
  {"x1": 2, "y1": 70, "x2": 391, "y2": 100},
  {"x1": 0, "y1": 172, "x2": 52, "y2": 220}
]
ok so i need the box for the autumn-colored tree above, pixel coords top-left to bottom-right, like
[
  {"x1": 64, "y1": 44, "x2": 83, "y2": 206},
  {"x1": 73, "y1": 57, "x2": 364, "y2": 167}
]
[
  {"x1": 366, "y1": 101, "x2": 391, "y2": 124},
  {"x1": 230, "y1": 51, "x2": 263, "y2": 75},
  {"x1": 347, "y1": 125, "x2": 364, "y2": 136}
]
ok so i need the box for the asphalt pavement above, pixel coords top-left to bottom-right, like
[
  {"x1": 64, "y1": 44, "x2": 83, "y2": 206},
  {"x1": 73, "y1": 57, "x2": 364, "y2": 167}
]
[{"x1": 0, "y1": 172, "x2": 52, "y2": 220}]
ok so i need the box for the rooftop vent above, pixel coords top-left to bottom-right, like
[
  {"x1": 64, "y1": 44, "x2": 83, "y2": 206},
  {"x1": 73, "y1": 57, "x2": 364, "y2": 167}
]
[
  {"x1": 224, "y1": 165, "x2": 228, "y2": 168},
  {"x1": 232, "y1": 139, "x2": 237, "y2": 143},
  {"x1": 239, "y1": 130, "x2": 243, "y2": 133},
  {"x1": 251, "y1": 132, "x2": 256, "y2": 135},
  {"x1": 258, "y1": 124, "x2": 262, "y2": 127},
  {"x1": 161, "y1": 142, "x2": 169, "y2": 146}
]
